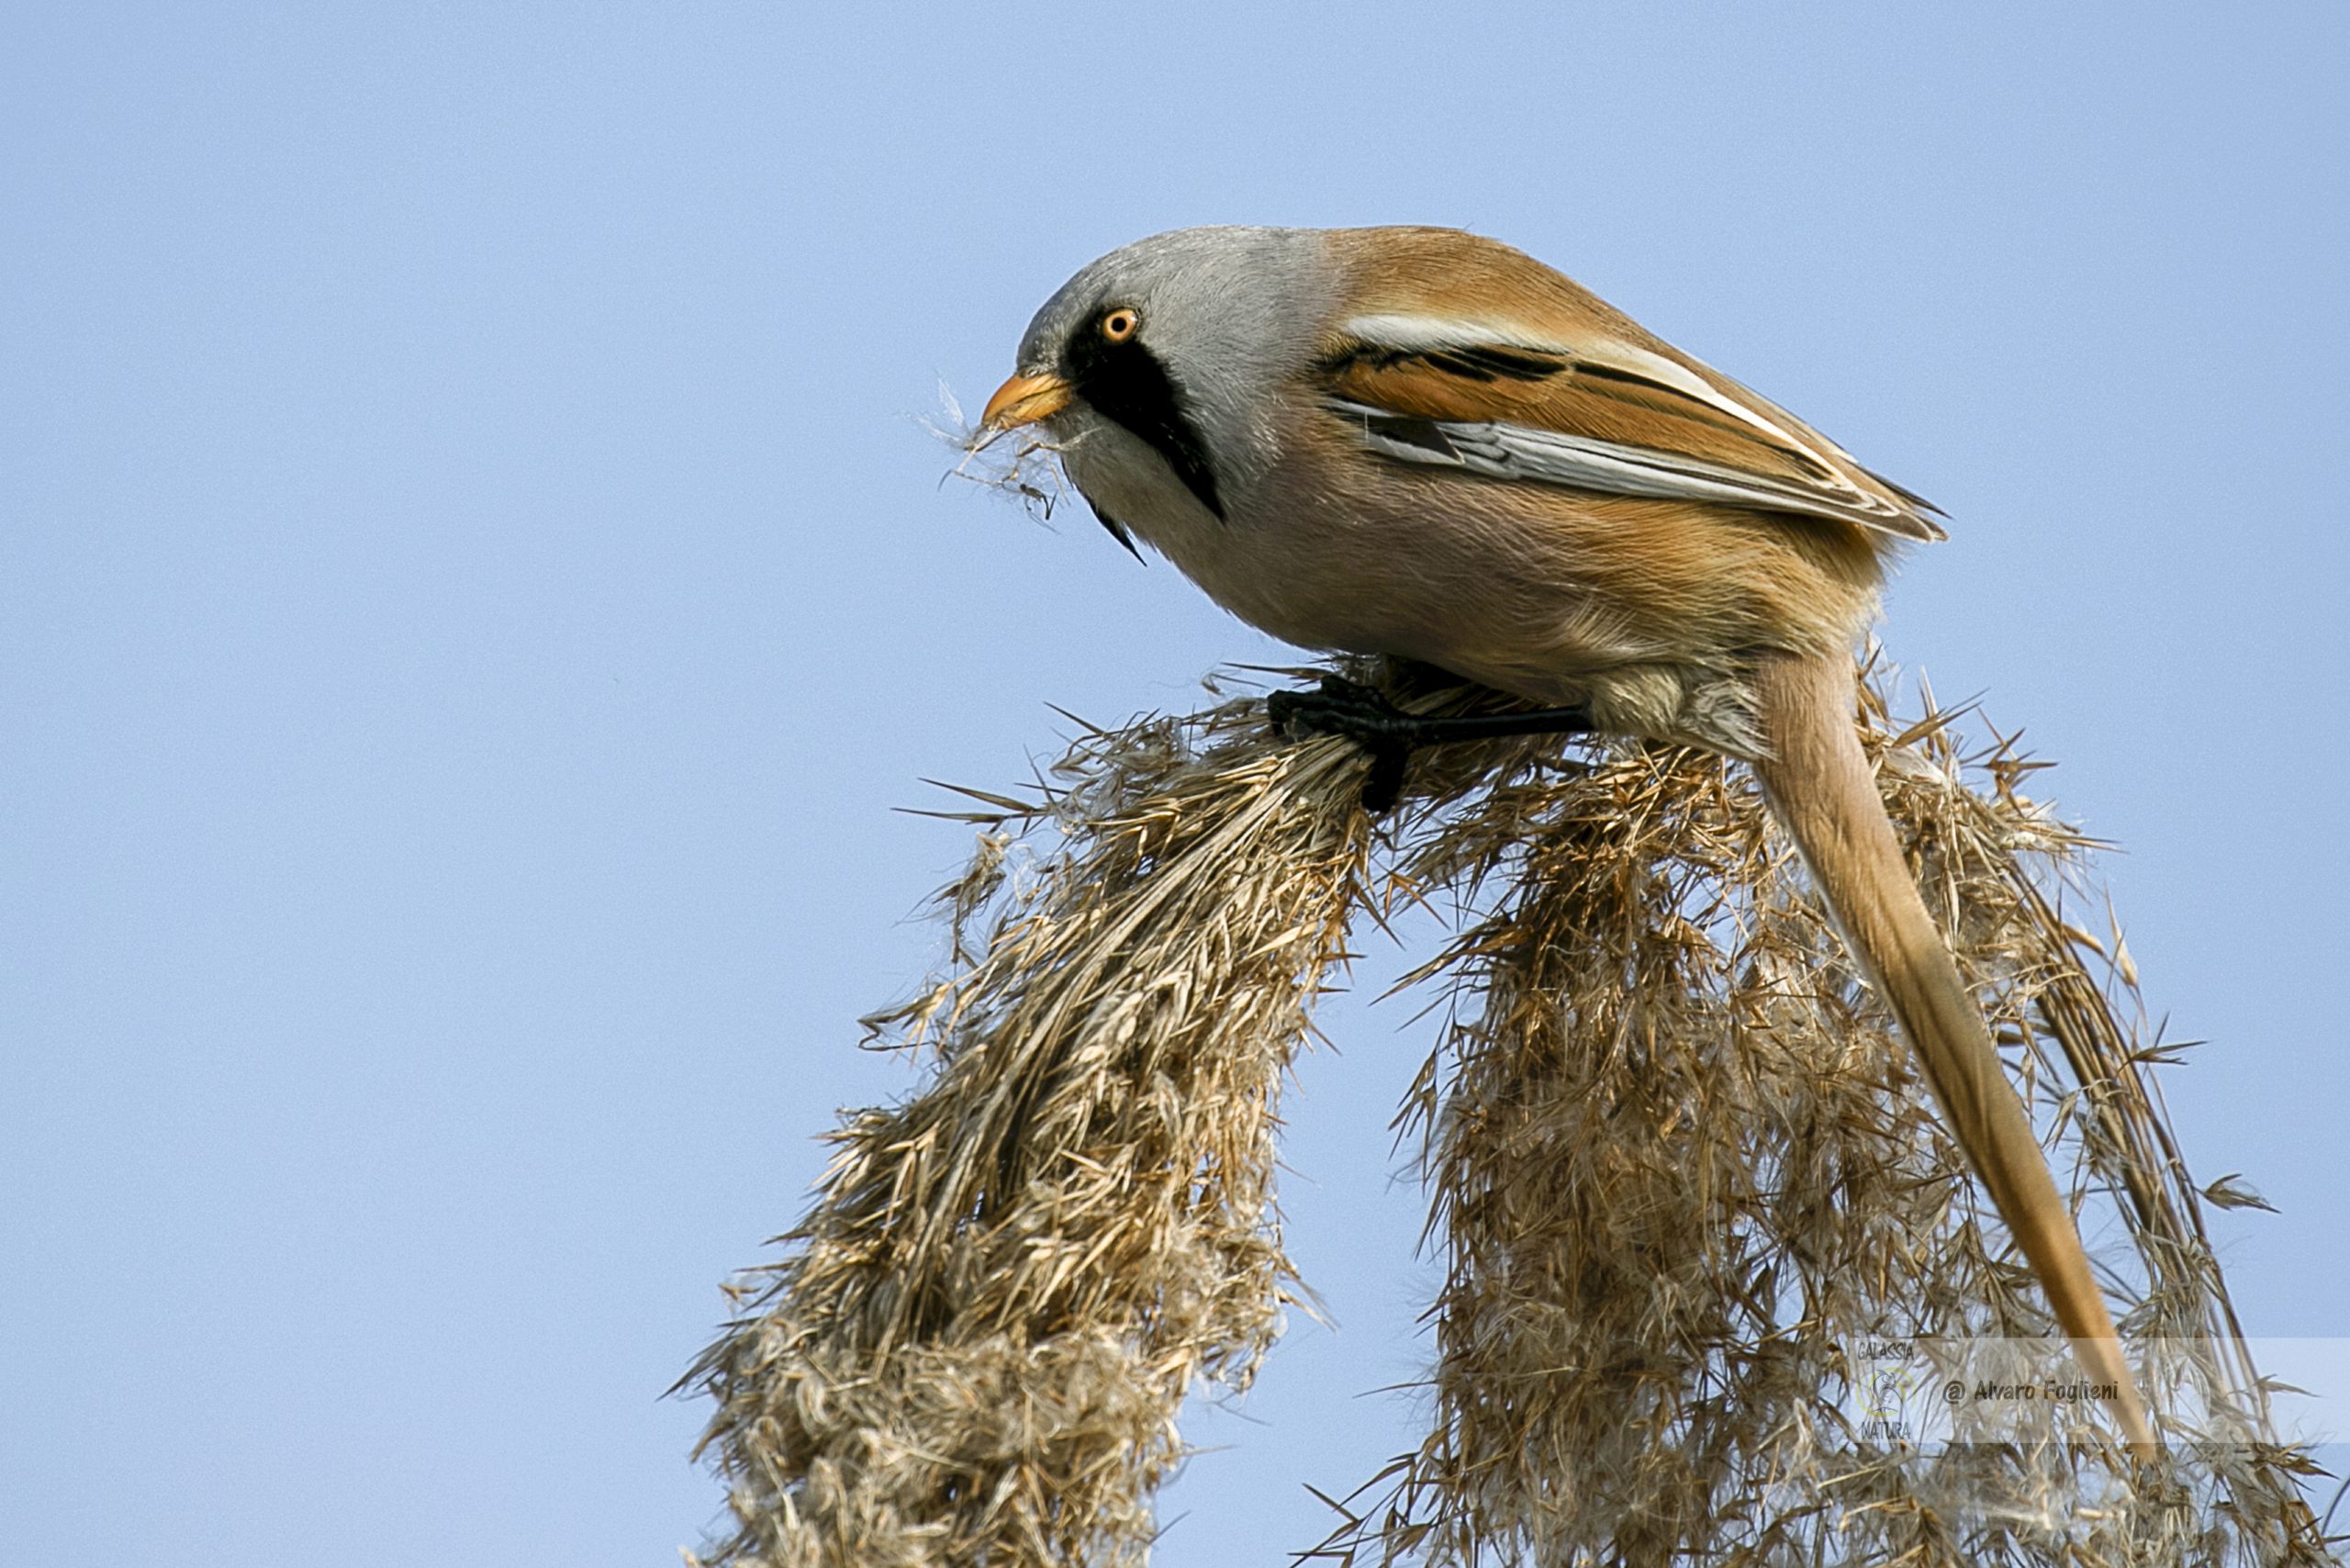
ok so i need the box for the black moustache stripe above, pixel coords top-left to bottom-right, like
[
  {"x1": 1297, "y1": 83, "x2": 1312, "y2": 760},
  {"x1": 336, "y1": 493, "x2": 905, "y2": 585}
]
[
  {"x1": 1085, "y1": 497, "x2": 1144, "y2": 560},
  {"x1": 1064, "y1": 334, "x2": 1225, "y2": 520}
]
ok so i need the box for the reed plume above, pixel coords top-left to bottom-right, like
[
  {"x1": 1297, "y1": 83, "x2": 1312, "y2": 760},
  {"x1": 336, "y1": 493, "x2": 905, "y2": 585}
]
[{"x1": 681, "y1": 658, "x2": 2332, "y2": 1567}]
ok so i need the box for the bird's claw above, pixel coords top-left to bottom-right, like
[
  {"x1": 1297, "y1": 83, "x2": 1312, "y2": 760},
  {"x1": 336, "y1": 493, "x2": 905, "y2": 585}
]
[
  {"x1": 1269, "y1": 676, "x2": 1600, "y2": 814},
  {"x1": 1267, "y1": 676, "x2": 1421, "y2": 813}
]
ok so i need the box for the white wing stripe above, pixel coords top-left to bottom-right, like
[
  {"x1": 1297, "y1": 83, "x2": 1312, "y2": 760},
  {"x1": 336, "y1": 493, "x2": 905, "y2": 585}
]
[{"x1": 1331, "y1": 399, "x2": 1912, "y2": 532}]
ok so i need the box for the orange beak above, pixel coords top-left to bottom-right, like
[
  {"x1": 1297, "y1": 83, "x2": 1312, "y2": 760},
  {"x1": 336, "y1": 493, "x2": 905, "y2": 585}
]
[{"x1": 979, "y1": 372, "x2": 1074, "y2": 433}]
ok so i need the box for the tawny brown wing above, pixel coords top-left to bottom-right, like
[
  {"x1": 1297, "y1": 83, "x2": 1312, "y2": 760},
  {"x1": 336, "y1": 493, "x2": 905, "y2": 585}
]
[{"x1": 1318, "y1": 317, "x2": 1944, "y2": 542}]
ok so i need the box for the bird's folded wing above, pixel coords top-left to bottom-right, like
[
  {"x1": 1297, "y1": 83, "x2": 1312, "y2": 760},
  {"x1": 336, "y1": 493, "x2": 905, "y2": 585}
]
[{"x1": 1317, "y1": 314, "x2": 1944, "y2": 541}]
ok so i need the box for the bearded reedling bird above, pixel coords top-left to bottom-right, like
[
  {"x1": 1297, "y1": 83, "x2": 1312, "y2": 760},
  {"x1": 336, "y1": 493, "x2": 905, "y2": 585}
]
[{"x1": 975, "y1": 224, "x2": 2154, "y2": 1454}]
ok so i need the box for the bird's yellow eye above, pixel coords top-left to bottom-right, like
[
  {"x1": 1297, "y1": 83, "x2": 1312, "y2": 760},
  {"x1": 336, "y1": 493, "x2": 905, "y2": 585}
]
[{"x1": 1100, "y1": 308, "x2": 1140, "y2": 343}]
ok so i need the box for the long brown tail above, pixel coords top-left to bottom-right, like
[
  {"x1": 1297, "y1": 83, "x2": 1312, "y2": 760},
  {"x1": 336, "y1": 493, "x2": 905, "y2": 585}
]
[{"x1": 1750, "y1": 652, "x2": 2154, "y2": 1454}]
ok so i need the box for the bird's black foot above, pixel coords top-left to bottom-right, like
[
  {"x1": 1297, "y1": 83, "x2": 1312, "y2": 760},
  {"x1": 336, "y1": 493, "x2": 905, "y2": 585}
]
[
  {"x1": 1267, "y1": 676, "x2": 1425, "y2": 812},
  {"x1": 1268, "y1": 675, "x2": 1598, "y2": 814}
]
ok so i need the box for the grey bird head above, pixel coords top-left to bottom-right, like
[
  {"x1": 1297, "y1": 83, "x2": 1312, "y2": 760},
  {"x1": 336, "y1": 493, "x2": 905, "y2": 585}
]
[{"x1": 983, "y1": 226, "x2": 1337, "y2": 518}]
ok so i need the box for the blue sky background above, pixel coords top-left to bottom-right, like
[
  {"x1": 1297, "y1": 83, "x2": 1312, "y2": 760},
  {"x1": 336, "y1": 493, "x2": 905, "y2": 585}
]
[{"x1": 5, "y1": 4, "x2": 2345, "y2": 1562}]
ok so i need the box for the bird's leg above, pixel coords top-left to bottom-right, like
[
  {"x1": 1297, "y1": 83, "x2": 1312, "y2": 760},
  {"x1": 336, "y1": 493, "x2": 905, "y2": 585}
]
[{"x1": 1267, "y1": 675, "x2": 1595, "y2": 812}]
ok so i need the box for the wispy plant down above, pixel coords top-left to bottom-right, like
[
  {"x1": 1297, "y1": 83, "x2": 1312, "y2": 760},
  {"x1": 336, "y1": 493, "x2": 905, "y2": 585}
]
[{"x1": 681, "y1": 661, "x2": 2332, "y2": 1567}]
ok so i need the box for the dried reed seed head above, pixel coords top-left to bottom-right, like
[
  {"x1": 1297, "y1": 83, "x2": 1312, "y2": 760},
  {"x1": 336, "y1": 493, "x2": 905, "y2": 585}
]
[
  {"x1": 685, "y1": 659, "x2": 2332, "y2": 1568},
  {"x1": 684, "y1": 676, "x2": 1395, "y2": 1567}
]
